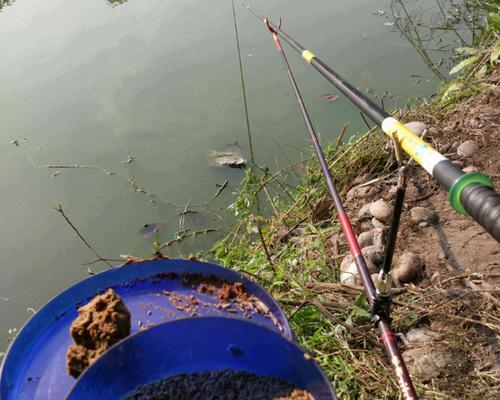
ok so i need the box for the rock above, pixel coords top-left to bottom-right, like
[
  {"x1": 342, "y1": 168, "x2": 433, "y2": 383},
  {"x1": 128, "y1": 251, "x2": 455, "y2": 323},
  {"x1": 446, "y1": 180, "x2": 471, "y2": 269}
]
[
  {"x1": 403, "y1": 346, "x2": 454, "y2": 381},
  {"x1": 372, "y1": 228, "x2": 386, "y2": 250},
  {"x1": 410, "y1": 207, "x2": 438, "y2": 225},
  {"x1": 430, "y1": 271, "x2": 441, "y2": 283},
  {"x1": 357, "y1": 231, "x2": 374, "y2": 249},
  {"x1": 362, "y1": 245, "x2": 384, "y2": 269},
  {"x1": 369, "y1": 199, "x2": 393, "y2": 223},
  {"x1": 439, "y1": 143, "x2": 451, "y2": 153},
  {"x1": 358, "y1": 203, "x2": 372, "y2": 219},
  {"x1": 457, "y1": 140, "x2": 478, "y2": 157},
  {"x1": 428, "y1": 127, "x2": 442, "y2": 138},
  {"x1": 406, "y1": 328, "x2": 440, "y2": 345},
  {"x1": 340, "y1": 255, "x2": 353, "y2": 271},
  {"x1": 340, "y1": 256, "x2": 358, "y2": 286},
  {"x1": 418, "y1": 222, "x2": 429, "y2": 228},
  {"x1": 404, "y1": 182, "x2": 420, "y2": 202},
  {"x1": 359, "y1": 219, "x2": 374, "y2": 232},
  {"x1": 346, "y1": 185, "x2": 372, "y2": 202},
  {"x1": 393, "y1": 253, "x2": 424, "y2": 284},
  {"x1": 404, "y1": 121, "x2": 427, "y2": 137},
  {"x1": 371, "y1": 217, "x2": 385, "y2": 229},
  {"x1": 463, "y1": 165, "x2": 479, "y2": 173},
  {"x1": 451, "y1": 141, "x2": 460, "y2": 151}
]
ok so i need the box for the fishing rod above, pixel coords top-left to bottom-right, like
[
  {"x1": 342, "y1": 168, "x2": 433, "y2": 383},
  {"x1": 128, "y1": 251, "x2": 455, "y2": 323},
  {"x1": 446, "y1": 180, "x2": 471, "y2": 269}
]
[
  {"x1": 239, "y1": 1, "x2": 500, "y2": 243},
  {"x1": 263, "y1": 19, "x2": 417, "y2": 400}
]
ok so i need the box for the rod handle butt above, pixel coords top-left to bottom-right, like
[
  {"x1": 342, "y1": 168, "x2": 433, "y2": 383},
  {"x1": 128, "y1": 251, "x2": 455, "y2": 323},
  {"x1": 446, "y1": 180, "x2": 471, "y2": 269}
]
[{"x1": 461, "y1": 183, "x2": 500, "y2": 242}]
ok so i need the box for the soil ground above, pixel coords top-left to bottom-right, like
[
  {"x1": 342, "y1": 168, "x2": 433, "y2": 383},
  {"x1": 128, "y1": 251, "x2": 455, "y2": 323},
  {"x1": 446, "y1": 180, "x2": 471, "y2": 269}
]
[{"x1": 343, "y1": 71, "x2": 499, "y2": 398}]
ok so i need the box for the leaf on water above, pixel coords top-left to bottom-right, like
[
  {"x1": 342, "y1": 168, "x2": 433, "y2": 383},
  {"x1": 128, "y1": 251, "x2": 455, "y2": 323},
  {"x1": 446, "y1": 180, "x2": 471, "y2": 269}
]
[
  {"x1": 449, "y1": 55, "x2": 481, "y2": 75},
  {"x1": 491, "y1": 43, "x2": 500, "y2": 64},
  {"x1": 319, "y1": 93, "x2": 339, "y2": 103},
  {"x1": 119, "y1": 254, "x2": 135, "y2": 259}
]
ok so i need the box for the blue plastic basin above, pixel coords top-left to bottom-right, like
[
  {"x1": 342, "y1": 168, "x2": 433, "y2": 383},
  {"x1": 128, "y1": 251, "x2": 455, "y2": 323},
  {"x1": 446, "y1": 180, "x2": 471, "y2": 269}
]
[
  {"x1": 0, "y1": 259, "x2": 292, "y2": 400},
  {"x1": 68, "y1": 317, "x2": 336, "y2": 399}
]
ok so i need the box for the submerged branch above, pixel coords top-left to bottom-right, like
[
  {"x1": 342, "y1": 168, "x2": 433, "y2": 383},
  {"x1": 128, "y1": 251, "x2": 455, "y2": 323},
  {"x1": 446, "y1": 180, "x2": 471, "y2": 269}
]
[{"x1": 54, "y1": 204, "x2": 114, "y2": 268}]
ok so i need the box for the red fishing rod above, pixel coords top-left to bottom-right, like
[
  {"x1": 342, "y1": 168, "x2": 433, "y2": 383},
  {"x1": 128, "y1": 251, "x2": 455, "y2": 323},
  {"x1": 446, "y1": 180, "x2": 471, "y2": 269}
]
[{"x1": 264, "y1": 19, "x2": 418, "y2": 400}]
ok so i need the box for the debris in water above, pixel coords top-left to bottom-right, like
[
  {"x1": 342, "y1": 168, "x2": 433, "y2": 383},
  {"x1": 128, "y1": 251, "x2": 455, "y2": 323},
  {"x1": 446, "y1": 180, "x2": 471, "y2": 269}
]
[
  {"x1": 66, "y1": 288, "x2": 131, "y2": 378},
  {"x1": 140, "y1": 222, "x2": 166, "y2": 238},
  {"x1": 319, "y1": 93, "x2": 339, "y2": 102},
  {"x1": 207, "y1": 143, "x2": 247, "y2": 168},
  {"x1": 51, "y1": 171, "x2": 62, "y2": 178},
  {"x1": 384, "y1": 22, "x2": 395, "y2": 27},
  {"x1": 122, "y1": 155, "x2": 135, "y2": 164},
  {"x1": 373, "y1": 10, "x2": 385, "y2": 16},
  {"x1": 122, "y1": 370, "x2": 314, "y2": 400},
  {"x1": 181, "y1": 211, "x2": 210, "y2": 230}
]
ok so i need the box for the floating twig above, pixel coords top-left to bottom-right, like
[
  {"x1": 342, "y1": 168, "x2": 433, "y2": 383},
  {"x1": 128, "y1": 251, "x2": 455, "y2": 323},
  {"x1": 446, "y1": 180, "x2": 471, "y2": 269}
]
[{"x1": 54, "y1": 204, "x2": 114, "y2": 268}]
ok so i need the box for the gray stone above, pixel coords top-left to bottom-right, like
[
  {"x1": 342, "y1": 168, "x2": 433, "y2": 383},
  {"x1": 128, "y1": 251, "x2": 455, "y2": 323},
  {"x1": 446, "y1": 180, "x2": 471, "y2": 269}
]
[
  {"x1": 357, "y1": 231, "x2": 374, "y2": 249},
  {"x1": 404, "y1": 121, "x2": 427, "y2": 137},
  {"x1": 359, "y1": 219, "x2": 374, "y2": 232},
  {"x1": 406, "y1": 328, "x2": 440, "y2": 345},
  {"x1": 340, "y1": 255, "x2": 353, "y2": 271},
  {"x1": 457, "y1": 140, "x2": 478, "y2": 157},
  {"x1": 463, "y1": 165, "x2": 479, "y2": 173},
  {"x1": 403, "y1": 346, "x2": 454, "y2": 381},
  {"x1": 358, "y1": 203, "x2": 372, "y2": 219},
  {"x1": 393, "y1": 252, "x2": 424, "y2": 283},
  {"x1": 340, "y1": 256, "x2": 359, "y2": 286},
  {"x1": 440, "y1": 143, "x2": 451, "y2": 153},
  {"x1": 369, "y1": 199, "x2": 393, "y2": 222},
  {"x1": 346, "y1": 185, "x2": 371, "y2": 202},
  {"x1": 372, "y1": 228, "x2": 386, "y2": 250},
  {"x1": 405, "y1": 182, "x2": 420, "y2": 202},
  {"x1": 410, "y1": 207, "x2": 438, "y2": 225},
  {"x1": 371, "y1": 217, "x2": 385, "y2": 229},
  {"x1": 362, "y1": 245, "x2": 384, "y2": 269},
  {"x1": 428, "y1": 127, "x2": 442, "y2": 138}
]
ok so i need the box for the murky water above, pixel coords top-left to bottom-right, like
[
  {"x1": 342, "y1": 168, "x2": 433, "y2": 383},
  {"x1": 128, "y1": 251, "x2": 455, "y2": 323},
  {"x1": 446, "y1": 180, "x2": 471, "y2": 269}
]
[{"x1": 0, "y1": 0, "x2": 466, "y2": 351}]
